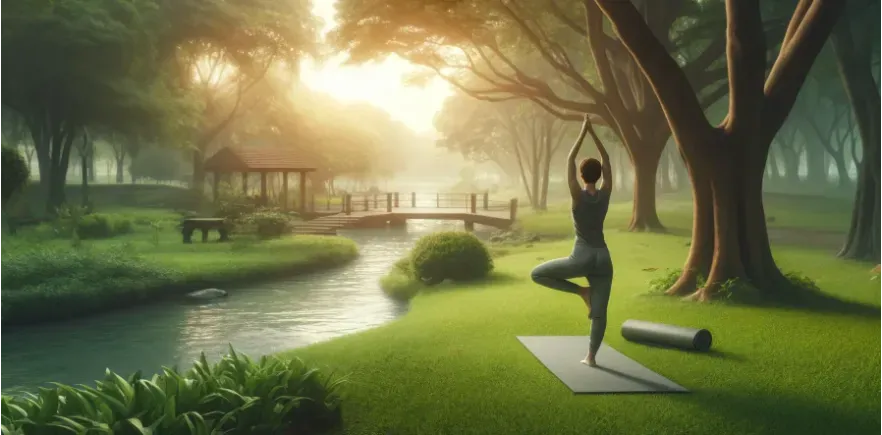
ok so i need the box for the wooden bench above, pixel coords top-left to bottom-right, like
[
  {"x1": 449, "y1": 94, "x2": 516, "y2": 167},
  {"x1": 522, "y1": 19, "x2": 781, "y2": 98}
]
[{"x1": 182, "y1": 218, "x2": 230, "y2": 243}]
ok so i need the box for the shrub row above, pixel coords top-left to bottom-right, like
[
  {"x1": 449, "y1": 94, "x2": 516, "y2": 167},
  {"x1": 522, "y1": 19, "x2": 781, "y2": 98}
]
[{"x1": 1, "y1": 348, "x2": 343, "y2": 435}]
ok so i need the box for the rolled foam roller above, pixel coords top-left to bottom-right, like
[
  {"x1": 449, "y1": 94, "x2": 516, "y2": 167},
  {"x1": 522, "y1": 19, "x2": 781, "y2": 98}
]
[{"x1": 621, "y1": 319, "x2": 713, "y2": 351}]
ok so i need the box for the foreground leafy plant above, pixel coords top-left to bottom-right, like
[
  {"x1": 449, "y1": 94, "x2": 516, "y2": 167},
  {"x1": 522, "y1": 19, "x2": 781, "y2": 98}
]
[{"x1": 0, "y1": 347, "x2": 344, "y2": 435}]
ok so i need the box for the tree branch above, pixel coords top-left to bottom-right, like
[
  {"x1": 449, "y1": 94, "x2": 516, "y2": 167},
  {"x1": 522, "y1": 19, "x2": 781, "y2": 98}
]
[
  {"x1": 497, "y1": 0, "x2": 604, "y2": 101},
  {"x1": 548, "y1": 0, "x2": 587, "y2": 35},
  {"x1": 594, "y1": 0, "x2": 711, "y2": 145},
  {"x1": 761, "y1": 0, "x2": 846, "y2": 142},
  {"x1": 724, "y1": 0, "x2": 767, "y2": 133}
]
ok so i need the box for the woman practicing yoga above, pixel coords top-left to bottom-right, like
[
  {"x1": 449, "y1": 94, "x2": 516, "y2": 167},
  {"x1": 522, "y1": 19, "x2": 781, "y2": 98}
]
[{"x1": 530, "y1": 115, "x2": 613, "y2": 367}]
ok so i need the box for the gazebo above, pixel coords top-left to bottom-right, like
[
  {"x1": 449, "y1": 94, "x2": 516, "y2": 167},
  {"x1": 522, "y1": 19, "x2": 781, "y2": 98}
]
[{"x1": 203, "y1": 146, "x2": 316, "y2": 213}]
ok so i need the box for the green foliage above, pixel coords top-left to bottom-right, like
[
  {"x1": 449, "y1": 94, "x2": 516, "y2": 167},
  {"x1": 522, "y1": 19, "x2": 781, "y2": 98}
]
[
  {"x1": 648, "y1": 269, "x2": 707, "y2": 294},
  {"x1": 238, "y1": 210, "x2": 299, "y2": 239},
  {"x1": 1, "y1": 146, "x2": 29, "y2": 207},
  {"x1": 0, "y1": 246, "x2": 178, "y2": 323},
  {"x1": 648, "y1": 269, "x2": 823, "y2": 302},
  {"x1": 54, "y1": 207, "x2": 135, "y2": 241},
  {"x1": 783, "y1": 271, "x2": 822, "y2": 292},
  {"x1": 129, "y1": 146, "x2": 189, "y2": 182},
  {"x1": 0, "y1": 347, "x2": 344, "y2": 435},
  {"x1": 77, "y1": 214, "x2": 135, "y2": 240},
  {"x1": 215, "y1": 198, "x2": 261, "y2": 221},
  {"x1": 379, "y1": 257, "x2": 421, "y2": 301},
  {"x1": 409, "y1": 232, "x2": 494, "y2": 285}
]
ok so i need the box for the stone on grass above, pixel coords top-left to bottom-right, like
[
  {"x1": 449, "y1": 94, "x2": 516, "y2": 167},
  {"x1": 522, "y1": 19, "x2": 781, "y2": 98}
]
[{"x1": 186, "y1": 288, "x2": 228, "y2": 301}]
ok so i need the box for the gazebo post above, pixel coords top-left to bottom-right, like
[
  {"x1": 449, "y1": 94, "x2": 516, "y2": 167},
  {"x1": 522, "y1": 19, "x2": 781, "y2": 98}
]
[
  {"x1": 242, "y1": 172, "x2": 248, "y2": 196},
  {"x1": 260, "y1": 171, "x2": 268, "y2": 205},
  {"x1": 282, "y1": 172, "x2": 289, "y2": 211},
  {"x1": 299, "y1": 171, "x2": 307, "y2": 214}
]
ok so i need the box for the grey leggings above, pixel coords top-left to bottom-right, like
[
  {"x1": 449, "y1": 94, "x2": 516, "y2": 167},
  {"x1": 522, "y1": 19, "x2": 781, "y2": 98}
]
[{"x1": 530, "y1": 241, "x2": 613, "y2": 355}]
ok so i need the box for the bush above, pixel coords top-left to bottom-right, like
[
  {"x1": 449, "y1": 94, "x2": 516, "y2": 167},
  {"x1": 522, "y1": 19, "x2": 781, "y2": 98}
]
[
  {"x1": 0, "y1": 347, "x2": 344, "y2": 434},
  {"x1": 1, "y1": 146, "x2": 29, "y2": 207},
  {"x1": 216, "y1": 199, "x2": 260, "y2": 221},
  {"x1": 380, "y1": 257, "x2": 422, "y2": 301},
  {"x1": 239, "y1": 209, "x2": 298, "y2": 239},
  {"x1": 75, "y1": 213, "x2": 134, "y2": 239},
  {"x1": 409, "y1": 231, "x2": 493, "y2": 285}
]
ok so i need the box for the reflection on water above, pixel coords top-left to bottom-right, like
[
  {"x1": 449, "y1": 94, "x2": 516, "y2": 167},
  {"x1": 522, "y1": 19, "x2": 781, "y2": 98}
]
[{"x1": 1, "y1": 220, "x2": 495, "y2": 393}]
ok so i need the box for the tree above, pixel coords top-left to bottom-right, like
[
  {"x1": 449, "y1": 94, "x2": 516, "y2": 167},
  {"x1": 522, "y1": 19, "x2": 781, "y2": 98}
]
[
  {"x1": 2, "y1": 0, "x2": 178, "y2": 214},
  {"x1": 331, "y1": 0, "x2": 747, "y2": 231},
  {"x1": 791, "y1": 74, "x2": 853, "y2": 191},
  {"x1": 223, "y1": 81, "x2": 414, "y2": 195},
  {"x1": 75, "y1": 128, "x2": 93, "y2": 209},
  {"x1": 830, "y1": 0, "x2": 880, "y2": 262},
  {"x1": 435, "y1": 93, "x2": 573, "y2": 209},
  {"x1": 130, "y1": 146, "x2": 189, "y2": 182},
  {"x1": 594, "y1": 0, "x2": 845, "y2": 299},
  {"x1": 772, "y1": 120, "x2": 804, "y2": 188},
  {"x1": 0, "y1": 144, "x2": 30, "y2": 234},
  {"x1": 1, "y1": 110, "x2": 33, "y2": 171},
  {"x1": 152, "y1": 1, "x2": 319, "y2": 191}
]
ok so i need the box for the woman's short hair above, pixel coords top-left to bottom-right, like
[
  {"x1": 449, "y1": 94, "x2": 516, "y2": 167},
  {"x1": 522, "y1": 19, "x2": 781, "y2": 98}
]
[{"x1": 580, "y1": 158, "x2": 602, "y2": 183}]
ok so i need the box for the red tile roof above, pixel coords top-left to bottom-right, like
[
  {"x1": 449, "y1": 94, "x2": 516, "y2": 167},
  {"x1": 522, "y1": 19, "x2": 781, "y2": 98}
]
[{"x1": 203, "y1": 146, "x2": 317, "y2": 172}]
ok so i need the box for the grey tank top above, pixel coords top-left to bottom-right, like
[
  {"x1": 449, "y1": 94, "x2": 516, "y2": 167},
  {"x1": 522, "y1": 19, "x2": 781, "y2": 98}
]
[{"x1": 572, "y1": 189, "x2": 611, "y2": 248}]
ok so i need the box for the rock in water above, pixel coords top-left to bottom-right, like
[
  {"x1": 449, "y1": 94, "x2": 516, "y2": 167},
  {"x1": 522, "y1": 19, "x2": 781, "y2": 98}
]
[{"x1": 186, "y1": 288, "x2": 228, "y2": 301}]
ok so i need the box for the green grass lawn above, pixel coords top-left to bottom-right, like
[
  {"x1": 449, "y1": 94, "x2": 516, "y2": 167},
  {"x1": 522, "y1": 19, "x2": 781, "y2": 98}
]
[
  {"x1": 284, "y1": 231, "x2": 880, "y2": 435},
  {"x1": 519, "y1": 192, "x2": 854, "y2": 238}
]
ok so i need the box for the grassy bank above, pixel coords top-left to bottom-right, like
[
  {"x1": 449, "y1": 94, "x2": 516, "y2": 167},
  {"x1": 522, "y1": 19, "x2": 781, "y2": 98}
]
[
  {"x1": 1, "y1": 209, "x2": 358, "y2": 326},
  {"x1": 284, "y1": 230, "x2": 880, "y2": 435}
]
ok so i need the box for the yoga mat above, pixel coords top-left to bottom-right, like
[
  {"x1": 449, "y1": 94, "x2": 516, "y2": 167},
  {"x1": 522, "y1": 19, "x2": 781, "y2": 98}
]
[{"x1": 517, "y1": 336, "x2": 688, "y2": 394}]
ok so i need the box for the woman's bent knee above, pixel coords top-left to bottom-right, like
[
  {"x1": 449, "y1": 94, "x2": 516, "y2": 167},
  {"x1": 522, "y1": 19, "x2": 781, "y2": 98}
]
[{"x1": 530, "y1": 270, "x2": 543, "y2": 284}]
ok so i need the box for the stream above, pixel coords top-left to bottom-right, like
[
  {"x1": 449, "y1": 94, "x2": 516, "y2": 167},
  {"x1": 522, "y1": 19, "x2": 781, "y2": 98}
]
[{"x1": 1, "y1": 220, "x2": 495, "y2": 394}]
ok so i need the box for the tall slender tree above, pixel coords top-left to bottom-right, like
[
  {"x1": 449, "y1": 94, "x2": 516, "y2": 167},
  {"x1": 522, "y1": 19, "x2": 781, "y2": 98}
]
[{"x1": 830, "y1": 0, "x2": 880, "y2": 262}]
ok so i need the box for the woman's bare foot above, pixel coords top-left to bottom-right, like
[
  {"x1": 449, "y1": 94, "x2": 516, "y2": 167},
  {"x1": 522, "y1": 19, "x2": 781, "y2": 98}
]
[
  {"x1": 579, "y1": 286, "x2": 592, "y2": 309},
  {"x1": 580, "y1": 352, "x2": 597, "y2": 367}
]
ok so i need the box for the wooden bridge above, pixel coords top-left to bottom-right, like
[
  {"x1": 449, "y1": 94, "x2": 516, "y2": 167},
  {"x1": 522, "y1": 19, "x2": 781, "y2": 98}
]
[{"x1": 293, "y1": 192, "x2": 519, "y2": 235}]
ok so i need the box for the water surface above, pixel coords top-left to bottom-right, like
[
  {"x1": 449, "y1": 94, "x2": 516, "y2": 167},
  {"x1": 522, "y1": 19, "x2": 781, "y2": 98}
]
[{"x1": 1, "y1": 221, "x2": 494, "y2": 393}]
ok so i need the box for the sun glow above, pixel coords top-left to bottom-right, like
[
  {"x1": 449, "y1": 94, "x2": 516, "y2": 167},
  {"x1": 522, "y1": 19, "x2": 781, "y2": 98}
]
[{"x1": 299, "y1": 0, "x2": 453, "y2": 134}]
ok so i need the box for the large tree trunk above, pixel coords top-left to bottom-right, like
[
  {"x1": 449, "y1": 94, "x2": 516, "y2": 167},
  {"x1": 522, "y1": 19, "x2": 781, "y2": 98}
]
[
  {"x1": 597, "y1": 0, "x2": 845, "y2": 300},
  {"x1": 832, "y1": 16, "x2": 881, "y2": 262},
  {"x1": 29, "y1": 112, "x2": 76, "y2": 215},
  {"x1": 667, "y1": 133, "x2": 788, "y2": 299},
  {"x1": 629, "y1": 146, "x2": 665, "y2": 231}
]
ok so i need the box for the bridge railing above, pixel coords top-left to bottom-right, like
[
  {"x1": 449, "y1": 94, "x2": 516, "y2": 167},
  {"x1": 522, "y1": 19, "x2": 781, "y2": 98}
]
[{"x1": 316, "y1": 192, "x2": 518, "y2": 220}]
